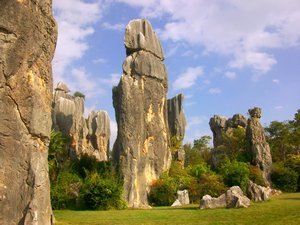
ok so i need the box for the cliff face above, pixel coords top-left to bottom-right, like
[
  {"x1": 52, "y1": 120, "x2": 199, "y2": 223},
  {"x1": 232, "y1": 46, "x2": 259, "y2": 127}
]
[
  {"x1": 0, "y1": 0, "x2": 57, "y2": 224},
  {"x1": 52, "y1": 82, "x2": 110, "y2": 161},
  {"x1": 113, "y1": 19, "x2": 171, "y2": 208}
]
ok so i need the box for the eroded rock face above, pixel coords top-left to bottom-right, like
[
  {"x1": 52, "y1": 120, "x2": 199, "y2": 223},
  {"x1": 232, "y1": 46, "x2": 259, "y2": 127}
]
[
  {"x1": 113, "y1": 19, "x2": 171, "y2": 208},
  {"x1": 200, "y1": 186, "x2": 251, "y2": 209},
  {"x1": 247, "y1": 180, "x2": 269, "y2": 202},
  {"x1": 52, "y1": 83, "x2": 110, "y2": 161},
  {"x1": 246, "y1": 107, "x2": 272, "y2": 186},
  {"x1": 0, "y1": 0, "x2": 57, "y2": 224},
  {"x1": 167, "y1": 94, "x2": 186, "y2": 141}
]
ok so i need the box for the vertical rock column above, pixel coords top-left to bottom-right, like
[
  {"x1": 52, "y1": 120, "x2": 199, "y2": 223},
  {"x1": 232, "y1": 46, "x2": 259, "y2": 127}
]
[
  {"x1": 113, "y1": 19, "x2": 171, "y2": 208},
  {"x1": 0, "y1": 0, "x2": 57, "y2": 224},
  {"x1": 246, "y1": 107, "x2": 272, "y2": 186}
]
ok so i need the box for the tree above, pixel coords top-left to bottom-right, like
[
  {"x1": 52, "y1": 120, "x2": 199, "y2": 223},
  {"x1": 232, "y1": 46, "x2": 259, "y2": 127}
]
[{"x1": 73, "y1": 91, "x2": 85, "y2": 99}]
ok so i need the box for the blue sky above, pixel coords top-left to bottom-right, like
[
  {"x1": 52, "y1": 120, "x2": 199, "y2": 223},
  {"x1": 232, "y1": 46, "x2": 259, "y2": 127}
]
[{"x1": 52, "y1": 0, "x2": 300, "y2": 145}]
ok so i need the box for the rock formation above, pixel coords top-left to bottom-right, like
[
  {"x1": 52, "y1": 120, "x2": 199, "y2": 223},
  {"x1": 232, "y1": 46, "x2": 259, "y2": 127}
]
[
  {"x1": 209, "y1": 114, "x2": 247, "y2": 148},
  {"x1": 171, "y1": 190, "x2": 190, "y2": 207},
  {"x1": 113, "y1": 19, "x2": 171, "y2": 208},
  {"x1": 0, "y1": 0, "x2": 57, "y2": 224},
  {"x1": 200, "y1": 186, "x2": 251, "y2": 209},
  {"x1": 246, "y1": 180, "x2": 270, "y2": 202},
  {"x1": 246, "y1": 107, "x2": 272, "y2": 186},
  {"x1": 52, "y1": 82, "x2": 110, "y2": 161},
  {"x1": 167, "y1": 94, "x2": 186, "y2": 141}
]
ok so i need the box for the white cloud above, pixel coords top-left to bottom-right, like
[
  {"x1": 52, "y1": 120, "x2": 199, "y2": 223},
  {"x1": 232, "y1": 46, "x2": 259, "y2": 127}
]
[
  {"x1": 52, "y1": 0, "x2": 106, "y2": 84},
  {"x1": 119, "y1": 0, "x2": 300, "y2": 74},
  {"x1": 69, "y1": 67, "x2": 105, "y2": 99},
  {"x1": 272, "y1": 79, "x2": 280, "y2": 84},
  {"x1": 186, "y1": 116, "x2": 207, "y2": 130},
  {"x1": 93, "y1": 58, "x2": 107, "y2": 64},
  {"x1": 102, "y1": 22, "x2": 125, "y2": 31},
  {"x1": 274, "y1": 106, "x2": 283, "y2": 110},
  {"x1": 209, "y1": 88, "x2": 222, "y2": 94},
  {"x1": 225, "y1": 71, "x2": 236, "y2": 79},
  {"x1": 99, "y1": 73, "x2": 120, "y2": 87},
  {"x1": 172, "y1": 66, "x2": 203, "y2": 91}
]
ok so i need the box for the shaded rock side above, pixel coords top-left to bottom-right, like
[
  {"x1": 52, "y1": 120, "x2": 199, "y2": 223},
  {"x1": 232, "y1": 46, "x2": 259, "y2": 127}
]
[
  {"x1": 52, "y1": 83, "x2": 110, "y2": 161},
  {"x1": 0, "y1": 0, "x2": 57, "y2": 224},
  {"x1": 246, "y1": 107, "x2": 272, "y2": 186},
  {"x1": 167, "y1": 94, "x2": 186, "y2": 141},
  {"x1": 113, "y1": 19, "x2": 171, "y2": 208},
  {"x1": 200, "y1": 186, "x2": 250, "y2": 209}
]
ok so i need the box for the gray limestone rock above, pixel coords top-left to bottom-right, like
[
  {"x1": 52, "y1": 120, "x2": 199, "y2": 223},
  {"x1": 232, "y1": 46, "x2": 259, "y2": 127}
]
[
  {"x1": 246, "y1": 107, "x2": 272, "y2": 186},
  {"x1": 177, "y1": 190, "x2": 190, "y2": 205},
  {"x1": 171, "y1": 199, "x2": 182, "y2": 207},
  {"x1": 124, "y1": 19, "x2": 164, "y2": 60},
  {"x1": 209, "y1": 115, "x2": 228, "y2": 148},
  {"x1": 167, "y1": 94, "x2": 186, "y2": 141},
  {"x1": 200, "y1": 186, "x2": 250, "y2": 209},
  {"x1": 113, "y1": 19, "x2": 171, "y2": 208},
  {"x1": 0, "y1": 0, "x2": 57, "y2": 224},
  {"x1": 246, "y1": 180, "x2": 269, "y2": 202},
  {"x1": 52, "y1": 83, "x2": 110, "y2": 161}
]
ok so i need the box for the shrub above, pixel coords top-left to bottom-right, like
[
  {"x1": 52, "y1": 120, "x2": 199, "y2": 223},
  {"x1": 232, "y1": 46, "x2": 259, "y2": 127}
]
[
  {"x1": 81, "y1": 173, "x2": 126, "y2": 210},
  {"x1": 51, "y1": 171, "x2": 82, "y2": 210},
  {"x1": 249, "y1": 165, "x2": 266, "y2": 186},
  {"x1": 220, "y1": 160, "x2": 250, "y2": 191},
  {"x1": 285, "y1": 154, "x2": 300, "y2": 191},
  {"x1": 73, "y1": 91, "x2": 85, "y2": 99},
  {"x1": 188, "y1": 163, "x2": 211, "y2": 179},
  {"x1": 188, "y1": 173, "x2": 226, "y2": 203},
  {"x1": 148, "y1": 174, "x2": 178, "y2": 206},
  {"x1": 271, "y1": 163, "x2": 298, "y2": 192}
]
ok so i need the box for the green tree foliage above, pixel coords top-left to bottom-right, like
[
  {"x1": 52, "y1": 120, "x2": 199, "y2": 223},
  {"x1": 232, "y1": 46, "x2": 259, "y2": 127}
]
[
  {"x1": 284, "y1": 154, "x2": 300, "y2": 191},
  {"x1": 81, "y1": 172, "x2": 126, "y2": 210},
  {"x1": 193, "y1": 136, "x2": 212, "y2": 150},
  {"x1": 73, "y1": 91, "x2": 85, "y2": 99},
  {"x1": 220, "y1": 160, "x2": 250, "y2": 192},
  {"x1": 249, "y1": 165, "x2": 266, "y2": 186},
  {"x1": 271, "y1": 163, "x2": 298, "y2": 192}
]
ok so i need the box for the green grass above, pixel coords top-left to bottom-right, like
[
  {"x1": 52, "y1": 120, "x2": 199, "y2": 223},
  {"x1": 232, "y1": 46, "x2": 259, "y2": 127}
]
[{"x1": 54, "y1": 193, "x2": 300, "y2": 225}]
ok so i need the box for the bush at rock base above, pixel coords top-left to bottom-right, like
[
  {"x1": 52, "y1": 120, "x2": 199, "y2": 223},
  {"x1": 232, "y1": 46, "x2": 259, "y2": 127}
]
[
  {"x1": 271, "y1": 163, "x2": 298, "y2": 192},
  {"x1": 249, "y1": 165, "x2": 266, "y2": 187}
]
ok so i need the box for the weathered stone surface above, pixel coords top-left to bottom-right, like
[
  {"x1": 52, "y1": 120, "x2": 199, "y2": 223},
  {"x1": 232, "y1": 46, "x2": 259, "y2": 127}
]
[
  {"x1": 171, "y1": 199, "x2": 182, "y2": 207},
  {"x1": 177, "y1": 190, "x2": 190, "y2": 205},
  {"x1": 86, "y1": 111, "x2": 110, "y2": 161},
  {"x1": 113, "y1": 19, "x2": 171, "y2": 208},
  {"x1": 200, "y1": 186, "x2": 251, "y2": 209},
  {"x1": 0, "y1": 0, "x2": 57, "y2": 224},
  {"x1": 209, "y1": 115, "x2": 228, "y2": 148},
  {"x1": 247, "y1": 180, "x2": 269, "y2": 202},
  {"x1": 176, "y1": 147, "x2": 185, "y2": 166},
  {"x1": 246, "y1": 107, "x2": 272, "y2": 186},
  {"x1": 52, "y1": 83, "x2": 110, "y2": 161},
  {"x1": 167, "y1": 94, "x2": 186, "y2": 141},
  {"x1": 124, "y1": 19, "x2": 164, "y2": 60}
]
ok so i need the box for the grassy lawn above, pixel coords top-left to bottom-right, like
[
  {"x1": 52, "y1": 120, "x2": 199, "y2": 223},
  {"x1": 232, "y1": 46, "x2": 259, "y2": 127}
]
[{"x1": 54, "y1": 193, "x2": 300, "y2": 225}]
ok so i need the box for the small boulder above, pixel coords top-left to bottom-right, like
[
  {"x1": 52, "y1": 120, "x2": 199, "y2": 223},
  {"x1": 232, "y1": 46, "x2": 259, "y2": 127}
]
[
  {"x1": 246, "y1": 180, "x2": 269, "y2": 202},
  {"x1": 200, "y1": 186, "x2": 250, "y2": 209},
  {"x1": 171, "y1": 199, "x2": 182, "y2": 207},
  {"x1": 177, "y1": 190, "x2": 190, "y2": 205}
]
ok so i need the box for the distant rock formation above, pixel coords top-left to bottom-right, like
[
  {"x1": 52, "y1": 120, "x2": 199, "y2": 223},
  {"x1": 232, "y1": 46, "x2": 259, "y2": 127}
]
[
  {"x1": 200, "y1": 186, "x2": 251, "y2": 209},
  {"x1": 167, "y1": 94, "x2": 186, "y2": 141},
  {"x1": 246, "y1": 107, "x2": 272, "y2": 186},
  {"x1": 209, "y1": 114, "x2": 247, "y2": 148},
  {"x1": 246, "y1": 180, "x2": 270, "y2": 202},
  {"x1": 113, "y1": 19, "x2": 171, "y2": 208},
  {"x1": 209, "y1": 108, "x2": 272, "y2": 186},
  {"x1": 0, "y1": 1, "x2": 57, "y2": 224},
  {"x1": 52, "y1": 82, "x2": 110, "y2": 161},
  {"x1": 171, "y1": 190, "x2": 190, "y2": 207}
]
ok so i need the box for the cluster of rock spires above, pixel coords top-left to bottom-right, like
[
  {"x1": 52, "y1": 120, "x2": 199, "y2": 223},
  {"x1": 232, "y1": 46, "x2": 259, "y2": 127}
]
[
  {"x1": 52, "y1": 82, "x2": 110, "y2": 161},
  {"x1": 0, "y1": 0, "x2": 57, "y2": 224},
  {"x1": 112, "y1": 19, "x2": 186, "y2": 208},
  {"x1": 209, "y1": 107, "x2": 272, "y2": 186}
]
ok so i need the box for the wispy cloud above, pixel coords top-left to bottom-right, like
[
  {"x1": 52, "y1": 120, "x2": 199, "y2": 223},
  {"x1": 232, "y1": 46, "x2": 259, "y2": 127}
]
[
  {"x1": 110, "y1": 120, "x2": 118, "y2": 148},
  {"x1": 93, "y1": 58, "x2": 107, "y2": 64},
  {"x1": 272, "y1": 79, "x2": 280, "y2": 84},
  {"x1": 102, "y1": 22, "x2": 125, "y2": 31},
  {"x1": 172, "y1": 66, "x2": 203, "y2": 91},
  {"x1": 274, "y1": 105, "x2": 283, "y2": 110},
  {"x1": 209, "y1": 88, "x2": 222, "y2": 94},
  {"x1": 99, "y1": 73, "x2": 120, "y2": 87},
  {"x1": 119, "y1": 0, "x2": 300, "y2": 75},
  {"x1": 52, "y1": 0, "x2": 107, "y2": 84},
  {"x1": 225, "y1": 71, "x2": 236, "y2": 80}
]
